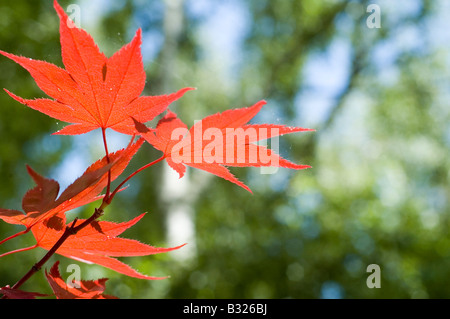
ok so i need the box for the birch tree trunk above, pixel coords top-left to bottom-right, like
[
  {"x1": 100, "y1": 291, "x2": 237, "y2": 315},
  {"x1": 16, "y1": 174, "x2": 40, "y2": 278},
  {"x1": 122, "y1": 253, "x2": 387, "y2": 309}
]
[{"x1": 159, "y1": 0, "x2": 196, "y2": 262}]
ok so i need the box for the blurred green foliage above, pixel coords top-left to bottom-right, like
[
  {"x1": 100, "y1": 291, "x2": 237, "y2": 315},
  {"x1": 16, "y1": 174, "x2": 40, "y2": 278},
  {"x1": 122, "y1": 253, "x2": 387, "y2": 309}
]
[{"x1": 0, "y1": 0, "x2": 449, "y2": 299}]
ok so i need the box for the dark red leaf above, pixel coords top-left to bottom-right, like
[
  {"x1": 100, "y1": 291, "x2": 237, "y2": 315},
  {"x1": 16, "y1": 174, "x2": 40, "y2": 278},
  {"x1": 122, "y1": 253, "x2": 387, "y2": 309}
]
[
  {"x1": 0, "y1": 285, "x2": 48, "y2": 299},
  {"x1": 45, "y1": 261, "x2": 117, "y2": 299}
]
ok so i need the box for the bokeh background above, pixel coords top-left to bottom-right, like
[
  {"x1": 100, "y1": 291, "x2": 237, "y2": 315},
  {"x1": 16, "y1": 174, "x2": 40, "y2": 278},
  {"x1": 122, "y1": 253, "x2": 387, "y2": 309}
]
[{"x1": 0, "y1": 0, "x2": 449, "y2": 299}]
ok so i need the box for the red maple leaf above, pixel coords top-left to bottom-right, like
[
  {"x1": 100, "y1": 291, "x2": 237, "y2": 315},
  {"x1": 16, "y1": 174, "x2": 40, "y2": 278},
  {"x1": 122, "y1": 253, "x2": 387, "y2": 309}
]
[
  {"x1": 134, "y1": 100, "x2": 313, "y2": 192},
  {"x1": 45, "y1": 261, "x2": 117, "y2": 299},
  {"x1": 0, "y1": 0, "x2": 193, "y2": 135},
  {"x1": 0, "y1": 139, "x2": 143, "y2": 245},
  {"x1": 2, "y1": 211, "x2": 184, "y2": 280},
  {"x1": 0, "y1": 285, "x2": 49, "y2": 299}
]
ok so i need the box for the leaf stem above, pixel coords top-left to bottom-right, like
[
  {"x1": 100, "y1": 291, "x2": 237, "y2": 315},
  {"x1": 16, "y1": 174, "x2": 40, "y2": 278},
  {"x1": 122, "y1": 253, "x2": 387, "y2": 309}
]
[
  {"x1": 107, "y1": 155, "x2": 165, "y2": 204},
  {"x1": 0, "y1": 244, "x2": 38, "y2": 259},
  {"x1": 0, "y1": 229, "x2": 30, "y2": 246},
  {"x1": 102, "y1": 128, "x2": 112, "y2": 202}
]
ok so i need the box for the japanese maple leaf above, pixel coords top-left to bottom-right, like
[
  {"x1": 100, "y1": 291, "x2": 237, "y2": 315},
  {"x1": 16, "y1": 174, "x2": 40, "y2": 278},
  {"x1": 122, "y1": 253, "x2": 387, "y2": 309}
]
[
  {"x1": 0, "y1": 138, "x2": 143, "y2": 245},
  {"x1": 0, "y1": 0, "x2": 193, "y2": 135},
  {"x1": 45, "y1": 261, "x2": 117, "y2": 299},
  {"x1": 4, "y1": 211, "x2": 185, "y2": 280},
  {"x1": 0, "y1": 286, "x2": 48, "y2": 299},
  {"x1": 134, "y1": 100, "x2": 313, "y2": 192}
]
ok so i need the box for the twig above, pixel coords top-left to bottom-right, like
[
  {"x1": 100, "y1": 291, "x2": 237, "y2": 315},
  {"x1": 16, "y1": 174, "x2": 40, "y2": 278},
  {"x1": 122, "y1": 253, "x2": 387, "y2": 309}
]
[{"x1": 3, "y1": 209, "x2": 103, "y2": 296}]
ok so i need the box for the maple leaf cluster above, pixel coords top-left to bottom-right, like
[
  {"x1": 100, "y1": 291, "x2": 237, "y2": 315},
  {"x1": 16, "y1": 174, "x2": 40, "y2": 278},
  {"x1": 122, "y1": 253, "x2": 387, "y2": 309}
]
[{"x1": 0, "y1": 1, "x2": 312, "y2": 299}]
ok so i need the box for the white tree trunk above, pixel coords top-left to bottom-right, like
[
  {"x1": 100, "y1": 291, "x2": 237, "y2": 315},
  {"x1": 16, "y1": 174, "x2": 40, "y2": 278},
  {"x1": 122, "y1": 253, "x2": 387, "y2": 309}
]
[{"x1": 160, "y1": 0, "x2": 196, "y2": 262}]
